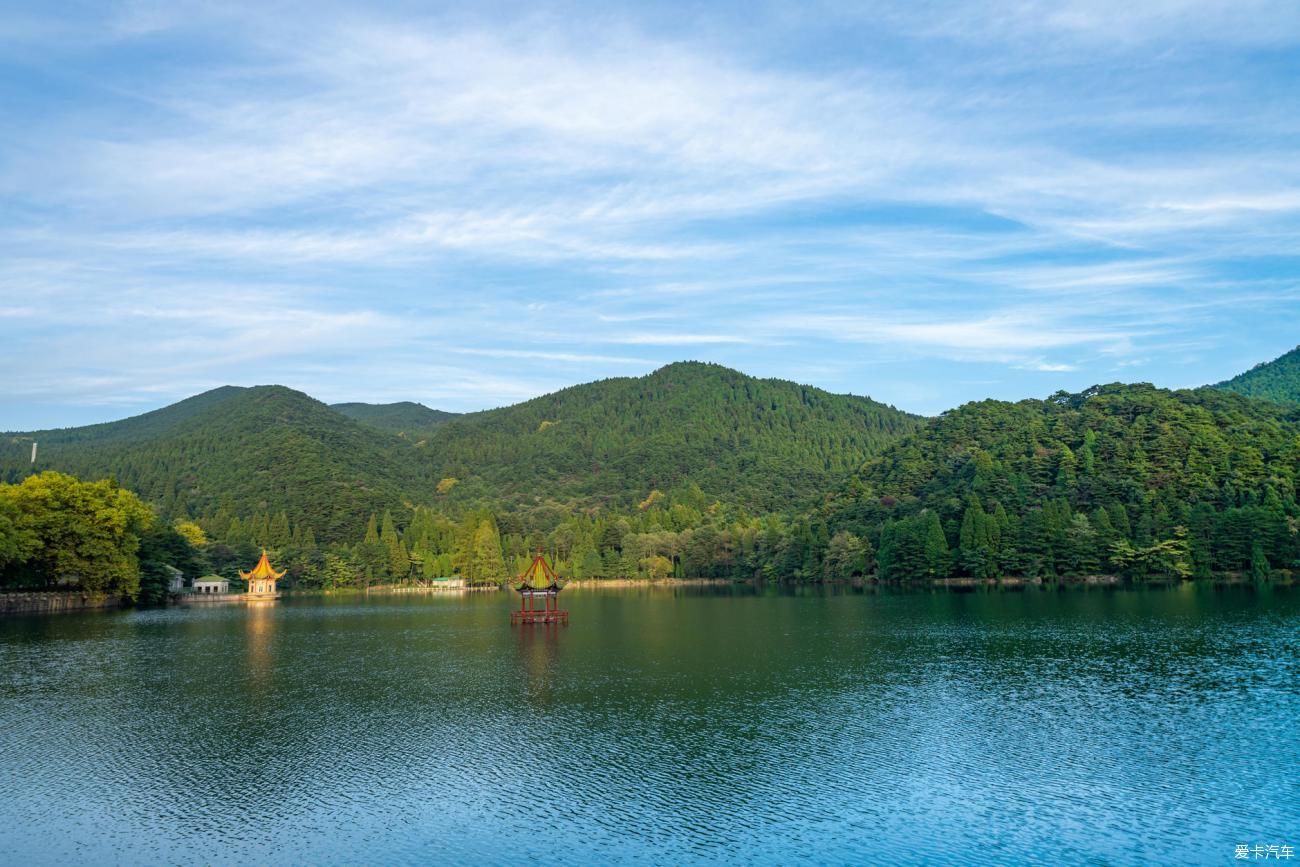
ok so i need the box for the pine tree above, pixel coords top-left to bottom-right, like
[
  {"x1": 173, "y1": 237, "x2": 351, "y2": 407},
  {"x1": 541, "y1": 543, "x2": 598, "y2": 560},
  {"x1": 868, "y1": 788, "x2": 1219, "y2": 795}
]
[
  {"x1": 1019, "y1": 510, "x2": 1053, "y2": 578},
  {"x1": 1056, "y1": 445, "x2": 1078, "y2": 492},
  {"x1": 1080, "y1": 429, "x2": 1097, "y2": 476},
  {"x1": 323, "y1": 554, "x2": 354, "y2": 589},
  {"x1": 1108, "y1": 503, "x2": 1132, "y2": 542},
  {"x1": 922, "y1": 511, "x2": 950, "y2": 578},
  {"x1": 269, "y1": 512, "x2": 291, "y2": 548},
  {"x1": 253, "y1": 513, "x2": 271, "y2": 548},
  {"x1": 1064, "y1": 513, "x2": 1099, "y2": 576},
  {"x1": 958, "y1": 501, "x2": 991, "y2": 578},
  {"x1": 579, "y1": 547, "x2": 604, "y2": 579},
  {"x1": 1250, "y1": 539, "x2": 1270, "y2": 581},
  {"x1": 470, "y1": 519, "x2": 507, "y2": 585},
  {"x1": 380, "y1": 510, "x2": 408, "y2": 580},
  {"x1": 877, "y1": 523, "x2": 897, "y2": 581}
]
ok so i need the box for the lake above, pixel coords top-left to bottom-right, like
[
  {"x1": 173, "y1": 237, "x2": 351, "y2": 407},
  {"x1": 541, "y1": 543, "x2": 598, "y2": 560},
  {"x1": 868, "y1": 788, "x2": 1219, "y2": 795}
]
[{"x1": 1, "y1": 584, "x2": 1296, "y2": 865}]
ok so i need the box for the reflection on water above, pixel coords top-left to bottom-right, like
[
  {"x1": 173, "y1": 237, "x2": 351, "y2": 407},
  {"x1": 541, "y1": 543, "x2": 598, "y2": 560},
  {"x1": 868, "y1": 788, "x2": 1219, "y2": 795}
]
[
  {"x1": 246, "y1": 600, "x2": 276, "y2": 689},
  {"x1": 516, "y1": 622, "x2": 563, "y2": 708},
  {"x1": 0, "y1": 584, "x2": 1296, "y2": 865}
]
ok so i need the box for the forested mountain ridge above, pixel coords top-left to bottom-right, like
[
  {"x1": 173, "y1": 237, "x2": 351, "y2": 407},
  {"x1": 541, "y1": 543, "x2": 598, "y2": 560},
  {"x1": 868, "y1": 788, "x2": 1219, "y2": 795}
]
[
  {"x1": 1214, "y1": 345, "x2": 1300, "y2": 403},
  {"x1": 6, "y1": 360, "x2": 1300, "y2": 593},
  {"x1": 1, "y1": 363, "x2": 919, "y2": 542},
  {"x1": 8, "y1": 385, "x2": 249, "y2": 446},
  {"x1": 2, "y1": 386, "x2": 412, "y2": 541},
  {"x1": 420, "y1": 361, "x2": 923, "y2": 513},
  {"x1": 828, "y1": 383, "x2": 1300, "y2": 580},
  {"x1": 330, "y1": 401, "x2": 460, "y2": 438}
]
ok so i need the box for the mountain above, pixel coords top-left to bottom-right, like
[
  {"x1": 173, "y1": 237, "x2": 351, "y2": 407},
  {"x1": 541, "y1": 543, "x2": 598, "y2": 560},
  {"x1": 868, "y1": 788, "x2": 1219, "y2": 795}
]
[
  {"x1": 7, "y1": 360, "x2": 1299, "y2": 585},
  {"x1": 330, "y1": 401, "x2": 459, "y2": 438},
  {"x1": 0, "y1": 363, "x2": 921, "y2": 538},
  {"x1": 420, "y1": 361, "x2": 922, "y2": 513},
  {"x1": 830, "y1": 383, "x2": 1300, "y2": 579},
  {"x1": 2, "y1": 386, "x2": 412, "y2": 541},
  {"x1": 1214, "y1": 345, "x2": 1300, "y2": 403}
]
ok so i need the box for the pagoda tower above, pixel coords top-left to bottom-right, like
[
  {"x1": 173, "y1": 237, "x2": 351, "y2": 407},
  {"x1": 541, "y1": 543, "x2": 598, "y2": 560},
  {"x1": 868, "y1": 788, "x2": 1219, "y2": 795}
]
[
  {"x1": 240, "y1": 549, "x2": 285, "y2": 598},
  {"x1": 511, "y1": 551, "x2": 568, "y2": 624}
]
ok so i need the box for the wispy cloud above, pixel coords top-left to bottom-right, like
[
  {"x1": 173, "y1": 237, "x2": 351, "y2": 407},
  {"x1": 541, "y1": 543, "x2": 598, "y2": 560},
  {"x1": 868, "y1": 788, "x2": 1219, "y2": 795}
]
[
  {"x1": 1020, "y1": 361, "x2": 1078, "y2": 373},
  {"x1": 606, "y1": 333, "x2": 760, "y2": 346},
  {"x1": 446, "y1": 347, "x2": 654, "y2": 365},
  {"x1": 1, "y1": 0, "x2": 1298, "y2": 423},
  {"x1": 769, "y1": 311, "x2": 1138, "y2": 357}
]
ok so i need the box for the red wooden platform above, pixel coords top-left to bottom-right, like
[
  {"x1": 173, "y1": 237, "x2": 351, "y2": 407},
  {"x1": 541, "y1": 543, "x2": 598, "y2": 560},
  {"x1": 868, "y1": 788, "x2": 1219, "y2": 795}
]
[{"x1": 511, "y1": 608, "x2": 569, "y2": 625}]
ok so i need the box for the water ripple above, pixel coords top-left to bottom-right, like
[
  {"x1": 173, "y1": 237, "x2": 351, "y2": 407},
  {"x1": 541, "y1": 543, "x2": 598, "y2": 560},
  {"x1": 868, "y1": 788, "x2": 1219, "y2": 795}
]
[{"x1": 0, "y1": 585, "x2": 1296, "y2": 865}]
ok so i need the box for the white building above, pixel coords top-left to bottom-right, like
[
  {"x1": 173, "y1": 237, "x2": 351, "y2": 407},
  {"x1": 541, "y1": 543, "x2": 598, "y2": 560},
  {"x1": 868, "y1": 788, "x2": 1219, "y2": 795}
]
[{"x1": 192, "y1": 576, "x2": 230, "y2": 595}]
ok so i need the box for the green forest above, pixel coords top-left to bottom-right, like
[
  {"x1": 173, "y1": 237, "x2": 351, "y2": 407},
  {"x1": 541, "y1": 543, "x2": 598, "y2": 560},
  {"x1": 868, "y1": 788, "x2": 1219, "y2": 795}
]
[
  {"x1": 330, "y1": 401, "x2": 460, "y2": 437},
  {"x1": 0, "y1": 472, "x2": 204, "y2": 604},
  {"x1": 1216, "y1": 345, "x2": 1300, "y2": 403},
  {"x1": 832, "y1": 384, "x2": 1300, "y2": 582},
  {"x1": 3, "y1": 351, "x2": 1300, "y2": 599}
]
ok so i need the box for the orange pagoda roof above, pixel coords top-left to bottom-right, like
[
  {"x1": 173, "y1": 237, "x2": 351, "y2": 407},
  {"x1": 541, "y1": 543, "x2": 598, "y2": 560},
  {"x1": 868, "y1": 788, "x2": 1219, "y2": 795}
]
[{"x1": 240, "y1": 549, "x2": 286, "y2": 581}]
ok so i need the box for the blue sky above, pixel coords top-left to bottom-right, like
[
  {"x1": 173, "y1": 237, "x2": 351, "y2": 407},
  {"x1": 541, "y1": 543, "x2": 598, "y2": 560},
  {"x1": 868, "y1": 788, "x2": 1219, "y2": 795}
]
[{"x1": 3, "y1": 0, "x2": 1299, "y2": 429}]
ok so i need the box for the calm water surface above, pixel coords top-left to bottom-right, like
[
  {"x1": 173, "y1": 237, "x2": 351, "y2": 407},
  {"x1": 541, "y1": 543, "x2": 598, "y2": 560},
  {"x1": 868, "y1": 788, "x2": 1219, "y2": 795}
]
[{"x1": 1, "y1": 585, "x2": 1296, "y2": 866}]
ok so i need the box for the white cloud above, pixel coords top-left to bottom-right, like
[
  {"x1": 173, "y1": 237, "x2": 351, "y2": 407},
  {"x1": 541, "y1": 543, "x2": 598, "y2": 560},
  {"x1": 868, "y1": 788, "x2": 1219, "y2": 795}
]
[
  {"x1": 773, "y1": 311, "x2": 1137, "y2": 358},
  {"x1": 606, "y1": 333, "x2": 759, "y2": 346},
  {"x1": 2, "y1": 0, "x2": 1299, "y2": 420},
  {"x1": 871, "y1": 0, "x2": 1300, "y2": 49},
  {"x1": 446, "y1": 347, "x2": 654, "y2": 365}
]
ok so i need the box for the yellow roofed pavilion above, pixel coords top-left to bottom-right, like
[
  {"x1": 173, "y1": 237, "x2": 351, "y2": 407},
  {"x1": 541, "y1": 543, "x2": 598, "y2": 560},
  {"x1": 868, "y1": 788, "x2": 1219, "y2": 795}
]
[{"x1": 240, "y1": 549, "x2": 284, "y2": 597}]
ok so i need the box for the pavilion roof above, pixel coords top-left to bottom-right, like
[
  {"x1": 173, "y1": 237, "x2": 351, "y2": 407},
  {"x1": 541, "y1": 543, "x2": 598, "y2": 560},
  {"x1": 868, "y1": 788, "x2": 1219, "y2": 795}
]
[
  {"x1": 514, "y1": 551, "x2": 565, "y2": 591},
  {"x1": 239, "y1": 550, "x2": 286, "y2": 581}
]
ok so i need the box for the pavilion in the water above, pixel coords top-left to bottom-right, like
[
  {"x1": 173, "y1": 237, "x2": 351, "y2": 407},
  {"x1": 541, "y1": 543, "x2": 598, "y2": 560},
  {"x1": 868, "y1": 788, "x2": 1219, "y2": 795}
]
[
  {"x1": 240, "y1": 550, "x2": 284, "y2": 599},
  {"x1": 511, "y1": 551, "x2": 568, "y2": 624}
]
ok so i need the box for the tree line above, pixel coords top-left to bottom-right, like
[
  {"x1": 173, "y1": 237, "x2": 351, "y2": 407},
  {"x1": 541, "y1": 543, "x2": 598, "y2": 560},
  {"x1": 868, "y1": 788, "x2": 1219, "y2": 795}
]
[
  {"x1": 0, "y1": 472, "x2": 204, "y2": 604},
  {"x1": 4, "y1": 382, "x2": 1299, "y2": 599},
  {"x1": 204, "y1": 384, "x2": 1299, "y2": 587}
]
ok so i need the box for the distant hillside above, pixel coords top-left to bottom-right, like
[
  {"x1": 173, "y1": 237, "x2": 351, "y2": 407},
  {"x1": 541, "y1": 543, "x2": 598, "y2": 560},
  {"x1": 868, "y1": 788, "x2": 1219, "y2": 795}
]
[
  {"x1": 331, "y1": 401, "x2": 459, "y2": 438},
  {"x1": 0, "y1": 363, "x2": 922, "y2": 534},
  {"x1": 1, "y1": 386, "x2": 411, "y2": 541},
  {"x1": 7, "y1": 385, "x2": 250, "y2": 447},
  {"x1": 422, "y1": 361, "x2": 922, "y2": 512},
  {"x1": 830, "y1": 383, "x2": 1300, "y2": 579},
  {"x1": 9, "y1": 363, "x2": 1299, "y2": 584},
  {"x1": 1215, "y1": 345, "x2": 1300, "y2": 403}
]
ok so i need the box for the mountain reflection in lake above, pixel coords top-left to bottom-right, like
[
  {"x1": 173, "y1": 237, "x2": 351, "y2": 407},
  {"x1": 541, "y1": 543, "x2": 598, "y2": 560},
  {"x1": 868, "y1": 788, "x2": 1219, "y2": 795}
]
[{"x1": 1, "y1": 584, "x2": 1296, "y2": 865}]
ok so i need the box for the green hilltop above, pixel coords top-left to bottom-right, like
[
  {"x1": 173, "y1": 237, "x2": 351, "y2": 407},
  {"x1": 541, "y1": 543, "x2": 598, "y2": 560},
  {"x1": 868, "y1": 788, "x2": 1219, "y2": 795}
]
[
  {"x1": 421, "y1": 361, "x2": 921, "y2": 514},
  {"x1": 2, "y1": 386, "x2": 411, "y2": 542},
  {"x1": 4, "y1": 356, "x2": 1300, "y2": 590},
  {"x1": 330, "y1": 401, "x2": 460, "y2": 438},
  {"x1": 1, "y1": 363, "x2": 919, "y2": 541},
  {"x1": 1214, "y1": 345, "x2": 1300, "y2": 403}
]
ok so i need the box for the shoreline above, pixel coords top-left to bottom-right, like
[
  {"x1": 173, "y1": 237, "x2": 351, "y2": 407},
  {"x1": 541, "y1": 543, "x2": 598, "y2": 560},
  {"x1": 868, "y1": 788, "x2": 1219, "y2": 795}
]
[
  {"x1": 931, "y1": 575, "x2": 1123, "y2": 588},
  {"x1": 0, "y1": 591, "x2": 123, "y2": 616},
  {"x1": 562, "y1": 578, "x2": 732, "y2": 589},
  {"x1": 2, "y1": 574, "x2": 1293, "y2": 617}
]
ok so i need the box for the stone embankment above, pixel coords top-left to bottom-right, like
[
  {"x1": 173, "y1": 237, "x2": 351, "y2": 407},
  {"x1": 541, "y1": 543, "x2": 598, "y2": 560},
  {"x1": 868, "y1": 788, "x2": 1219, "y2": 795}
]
[{"x1": 0, "y1": 592, "x2": 123, "y2": 615}]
